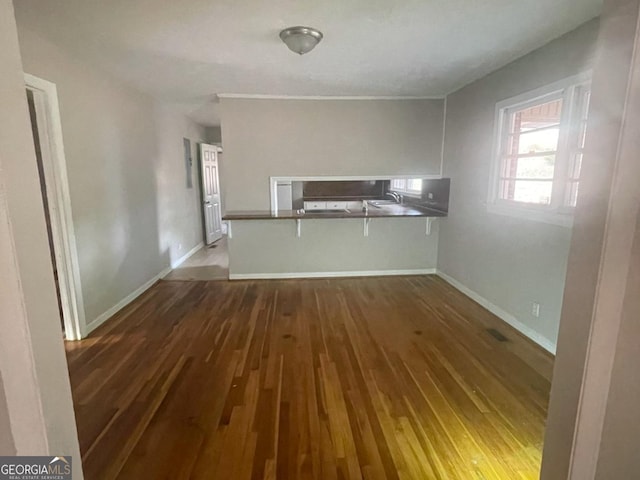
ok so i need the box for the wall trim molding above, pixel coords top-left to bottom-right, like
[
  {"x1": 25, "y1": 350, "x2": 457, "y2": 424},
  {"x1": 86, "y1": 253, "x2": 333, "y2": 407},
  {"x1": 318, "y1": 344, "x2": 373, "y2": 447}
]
[
  {"x1": 229, "y1": 268, "x2": 436, "y2": 280},
  {"x1": 85, "y1": 242, "x2": 203, "y2": 336},
  {"x1": 217, "y1": 93, "x2": 445, "y2": 101},
  {"x1": 436, "y1": 269, "x2": 556, "y2": 354},
  {"x1": 24, "y1": 73, "x2": 86, "y2": 341},
  {"x1": 171, "y1": 242, "x2": 204, "y2": 269}
]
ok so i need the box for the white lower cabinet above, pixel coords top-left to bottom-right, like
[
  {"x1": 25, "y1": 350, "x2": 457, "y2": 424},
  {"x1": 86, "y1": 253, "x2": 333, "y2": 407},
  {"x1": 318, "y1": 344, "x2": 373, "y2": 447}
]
[
  {"x1": 304, "y1": 201, "x2": 327, "y2": 211},
  {"x1": 326, "y1": 201, "x2": 348, "y2": 210}
]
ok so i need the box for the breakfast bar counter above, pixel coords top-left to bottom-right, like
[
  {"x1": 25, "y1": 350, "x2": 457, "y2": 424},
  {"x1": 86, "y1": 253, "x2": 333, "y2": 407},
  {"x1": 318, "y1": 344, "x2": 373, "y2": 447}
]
[{"x1": 223, "y1": 205, "x2": 447, "y2": 221}]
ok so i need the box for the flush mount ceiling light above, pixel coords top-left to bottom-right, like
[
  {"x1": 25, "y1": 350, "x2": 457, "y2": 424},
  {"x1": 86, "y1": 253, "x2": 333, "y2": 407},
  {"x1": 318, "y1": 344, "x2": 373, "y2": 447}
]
[{"x1": 279, "y1": 26, "x2": 323, "y2": 55}]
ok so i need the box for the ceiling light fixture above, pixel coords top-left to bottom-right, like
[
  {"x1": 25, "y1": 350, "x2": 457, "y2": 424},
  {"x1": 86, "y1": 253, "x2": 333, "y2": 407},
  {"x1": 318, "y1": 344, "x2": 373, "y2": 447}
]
[{"x1": 279, "y1": 26, "x2": 323, "y2": 55}]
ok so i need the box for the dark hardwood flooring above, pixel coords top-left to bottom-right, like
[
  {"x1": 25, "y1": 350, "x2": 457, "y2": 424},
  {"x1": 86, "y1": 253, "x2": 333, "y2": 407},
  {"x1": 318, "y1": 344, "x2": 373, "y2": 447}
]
[{"x1": 65, "y1": 275, "x2": 553, "y2": 479}]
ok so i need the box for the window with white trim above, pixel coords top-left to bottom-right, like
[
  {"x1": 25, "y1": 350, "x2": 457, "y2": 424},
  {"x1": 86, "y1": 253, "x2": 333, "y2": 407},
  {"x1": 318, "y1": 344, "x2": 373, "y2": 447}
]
[
  {"x1": 489, "y1": 75, "x2": 591, "y2": 224},
  {"x1": 390, "y1": 178, "x2": 423, "y2": 196}
]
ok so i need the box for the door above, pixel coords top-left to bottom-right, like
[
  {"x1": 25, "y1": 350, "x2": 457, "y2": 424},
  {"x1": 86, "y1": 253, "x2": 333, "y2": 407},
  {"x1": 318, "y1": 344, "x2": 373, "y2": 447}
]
[{"x1": 200, "y1": 143, "x2": 223, "y2": 244}]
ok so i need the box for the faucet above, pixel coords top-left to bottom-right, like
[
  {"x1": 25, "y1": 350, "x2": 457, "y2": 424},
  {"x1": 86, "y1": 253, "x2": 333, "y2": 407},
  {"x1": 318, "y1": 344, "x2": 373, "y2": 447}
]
[{"x1": 386, "y1": 192, "x2": 402, "y2": 204}]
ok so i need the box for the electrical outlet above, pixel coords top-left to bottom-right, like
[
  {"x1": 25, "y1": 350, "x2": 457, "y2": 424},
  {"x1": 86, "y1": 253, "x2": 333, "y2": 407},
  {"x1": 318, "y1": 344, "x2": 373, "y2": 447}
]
[
  {"x1": 178, "y1": 243, "x2": 183, "y2": 251},
  {"x1": 531, "y1": 302, "x2": 540, "y2": 318},
  {"x1": 428, "y1": 192, "x2": 434, "y2": 199}
]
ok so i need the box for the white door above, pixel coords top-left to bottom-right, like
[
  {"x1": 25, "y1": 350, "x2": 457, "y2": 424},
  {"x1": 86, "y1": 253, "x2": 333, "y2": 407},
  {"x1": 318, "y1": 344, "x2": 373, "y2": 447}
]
[{"x1": 200, "y1": 144, "x2": 223, "y2": 244}]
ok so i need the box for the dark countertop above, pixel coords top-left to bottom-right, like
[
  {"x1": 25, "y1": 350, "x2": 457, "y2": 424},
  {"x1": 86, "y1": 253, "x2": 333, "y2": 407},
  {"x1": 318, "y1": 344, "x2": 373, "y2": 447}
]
[
  {"x1": 223, "y1": 205, "x2": 447, "y2": 220},
  {"x1": 303, "y1": 196, "x2": 381, "y2": 202}
]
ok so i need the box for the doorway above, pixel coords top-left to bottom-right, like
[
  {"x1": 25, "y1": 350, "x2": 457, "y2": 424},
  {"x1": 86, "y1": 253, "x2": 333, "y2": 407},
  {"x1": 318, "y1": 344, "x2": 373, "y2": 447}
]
[
  {"x1": 164, "y1": 142, "x2": 228, "y2": 281},
  {"x1": 24, "y1": 74, "x2": 85, "y2": 340},
  {"x1": 26, "y1": 89, "x2": 64, "y2": 332}
]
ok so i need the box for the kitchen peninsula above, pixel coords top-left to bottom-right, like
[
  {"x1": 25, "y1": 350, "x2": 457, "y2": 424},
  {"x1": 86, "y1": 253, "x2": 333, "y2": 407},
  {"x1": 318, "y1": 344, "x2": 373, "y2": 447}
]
[{"x1": 223, "y1": 178, "x2": 450, "y2": 279}]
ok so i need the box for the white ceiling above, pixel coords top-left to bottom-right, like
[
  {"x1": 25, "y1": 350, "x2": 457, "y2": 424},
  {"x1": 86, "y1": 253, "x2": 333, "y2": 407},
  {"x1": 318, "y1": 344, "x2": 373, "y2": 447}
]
[{"x1": 14, "y1": 0, "x2": 601, "y2": 126}]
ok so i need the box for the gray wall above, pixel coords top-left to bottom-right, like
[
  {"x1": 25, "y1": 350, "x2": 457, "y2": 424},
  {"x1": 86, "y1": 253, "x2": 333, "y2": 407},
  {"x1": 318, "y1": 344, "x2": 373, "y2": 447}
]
[
  {"x1": 220, "y1": 97, "x2": 444, "y2": 276},
  {"x1": 219, "y1": 98, "x2": 444, "y2": 211},
  {"x1": 205, "y1": 126, "x2": 222, "y2": 144},
  {"x1": 0, "y1": 374, "x2": 16, "y2": 455},
  {"x1": 16, "y1": 25, "x2": 207, "y2": 326},
  {"x1": 437, "y1": 20, "x2": 600, "y2": 349},
  {"x1": 154, "y1": 104, "x2": 207, "y2": 264},
  {"x1": 228, "y1": 218, "x2": 439, "y2": 276}
]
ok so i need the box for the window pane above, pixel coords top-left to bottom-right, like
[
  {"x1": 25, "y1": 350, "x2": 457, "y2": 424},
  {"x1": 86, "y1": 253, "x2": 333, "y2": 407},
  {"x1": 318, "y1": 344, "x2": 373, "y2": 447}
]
[
  {"x1": 513, "y1": 98, "x2": 563, "y2": 133},
  {"x1": 515, "y1": 155, "x2": 555, "y2": 179},
  {"x1": 517, "y1": 128, "x2": 560, "y2": 154},
  {"x1": 511, "y1": 180, "x2": 553, "y2": 205},
  {"x1": 499, "y1": 97, "x2": 562, "y2": 203},
  {"x1": 391, "y1": 179, "x2": 405, "y2": 190},
  {"x1": 407, "y1": 179, "x2": 423, "y2": 192}
]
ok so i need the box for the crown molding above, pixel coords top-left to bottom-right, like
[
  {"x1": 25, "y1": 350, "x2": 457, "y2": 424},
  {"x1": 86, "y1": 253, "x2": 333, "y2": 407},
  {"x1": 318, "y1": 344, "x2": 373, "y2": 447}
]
[{"x1": 216, "y1": 93, "x2": 445, "y2": 100}]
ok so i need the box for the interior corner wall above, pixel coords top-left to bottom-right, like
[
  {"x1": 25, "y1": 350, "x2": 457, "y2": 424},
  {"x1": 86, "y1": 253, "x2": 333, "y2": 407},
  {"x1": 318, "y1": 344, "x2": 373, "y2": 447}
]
[
  {"x1": 437, "y1": 19, "x2": 600, "y2": 350},
  {"x1": 205, "y1": 126, "x2": 222, "y2": 144},
  {"x1": 14, "y1": 25, "x2": 206, "y2": 327}
]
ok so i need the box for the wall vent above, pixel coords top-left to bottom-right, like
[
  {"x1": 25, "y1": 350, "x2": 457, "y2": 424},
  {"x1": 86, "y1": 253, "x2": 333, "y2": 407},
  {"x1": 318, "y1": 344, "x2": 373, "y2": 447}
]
[{"x1": 486, "y1": 328, "x2": 508, "y2": 342}]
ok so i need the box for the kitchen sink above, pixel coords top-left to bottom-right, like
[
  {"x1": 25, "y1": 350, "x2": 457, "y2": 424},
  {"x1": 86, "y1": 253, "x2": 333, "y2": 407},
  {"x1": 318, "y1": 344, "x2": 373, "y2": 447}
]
[
  {"x1": 304, "y1": 209, "x2": 351, "y2": 214},
  {"x1": 367, "y1": 200, "x2": 398, "y2": 207}
]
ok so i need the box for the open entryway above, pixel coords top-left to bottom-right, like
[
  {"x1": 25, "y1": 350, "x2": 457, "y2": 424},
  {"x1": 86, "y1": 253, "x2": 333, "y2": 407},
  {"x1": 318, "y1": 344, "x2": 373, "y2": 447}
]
[
  {"x1": 24, "y1": 74, "x2": 85, "y2": 341},
  {"x1": 162, "y1": 236, "x2": 229, "y2": 281},
  {"x1": 164, "y1": 142, "x2": 229, "y2": 281}
]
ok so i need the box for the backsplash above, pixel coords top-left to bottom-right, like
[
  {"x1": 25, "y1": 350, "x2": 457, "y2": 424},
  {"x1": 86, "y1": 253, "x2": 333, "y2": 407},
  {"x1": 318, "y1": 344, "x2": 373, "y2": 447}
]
[{"x1": 285, "y1": 177, "x2": 450, "y2": 213}]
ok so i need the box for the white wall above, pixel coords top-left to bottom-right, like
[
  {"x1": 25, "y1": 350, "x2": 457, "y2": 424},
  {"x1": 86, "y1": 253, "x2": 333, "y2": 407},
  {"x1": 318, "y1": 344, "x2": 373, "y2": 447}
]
[
  {"x1": 15, "y1": 25, "x2": 206, "y2": 328},
  {"x1": 0, "y1": 0, "x2": 82, "y2": 474},
  {"x1": 437, "y1": 19, "x2": 600, "y2": 350}
]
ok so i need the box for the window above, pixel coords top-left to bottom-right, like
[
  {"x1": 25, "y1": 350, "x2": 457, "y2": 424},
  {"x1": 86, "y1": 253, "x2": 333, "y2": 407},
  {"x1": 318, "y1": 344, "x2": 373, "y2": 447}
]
[
  {"x1": 489, "y1": 75, "x2": 591, "y2": 225},
  {"x1": 390, "y1": 178, "x2": 423, "y2": 196}
]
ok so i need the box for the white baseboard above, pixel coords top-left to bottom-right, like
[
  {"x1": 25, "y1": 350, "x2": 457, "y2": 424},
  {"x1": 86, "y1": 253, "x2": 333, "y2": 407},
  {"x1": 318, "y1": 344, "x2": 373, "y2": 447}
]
[
  {"x1": 171, "y1": 242, "x2": 204, "y2": 269},
  {"x1": 85, "y1": 265, "x2": 173, "y2": 336},
  {"x1": 229, "y1": 268, "x2": 436, "y2": 280},
  {"x1": 436, "y1": 269, "x2": 556, "y2": 354},
  {"x1": 84, "y1": 243, "x2": 205, "y2": 336}
]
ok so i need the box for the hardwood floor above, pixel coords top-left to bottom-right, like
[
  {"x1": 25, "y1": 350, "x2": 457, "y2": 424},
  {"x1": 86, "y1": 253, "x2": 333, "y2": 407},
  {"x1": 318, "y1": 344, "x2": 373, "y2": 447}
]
[{"x1": 65, "y1": 275, "x2": 553, "y2": 479}]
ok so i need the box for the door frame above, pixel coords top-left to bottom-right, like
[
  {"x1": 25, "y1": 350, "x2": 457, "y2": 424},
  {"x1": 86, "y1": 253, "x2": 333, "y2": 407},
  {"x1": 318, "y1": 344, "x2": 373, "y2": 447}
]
[{"x1": 25, "y1": 73, "x2": 85, "y2": 341}]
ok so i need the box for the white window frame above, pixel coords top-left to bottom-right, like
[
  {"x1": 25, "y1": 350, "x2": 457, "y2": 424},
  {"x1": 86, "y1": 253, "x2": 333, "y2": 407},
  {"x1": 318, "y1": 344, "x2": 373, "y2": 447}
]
[
  {"x1": 389, "y1": 178, "x2": 423, "y2": 197},
  {"x1": 487, "y1": 72, "x2": 591, "y2": 227}
]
